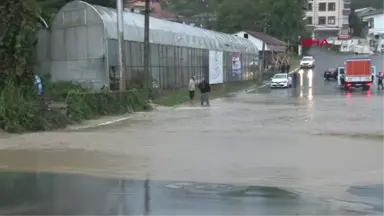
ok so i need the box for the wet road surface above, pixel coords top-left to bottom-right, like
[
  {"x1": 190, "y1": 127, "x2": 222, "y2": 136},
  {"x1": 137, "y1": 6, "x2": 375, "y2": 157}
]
[
  {"x1": 0, "y1": 50, "x2": 382, "y2": 214},
  {"x1": 0, "y1": 171, "x2": 382, "y2": 215}
]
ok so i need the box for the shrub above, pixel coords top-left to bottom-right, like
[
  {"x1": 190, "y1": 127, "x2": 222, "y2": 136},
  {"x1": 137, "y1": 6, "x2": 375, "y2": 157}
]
[
  {"x1": 66, "y1": 89, "x2": 151, "y2": 122},
  {"x1": 0, "y1": 83, "x2": 71, "y2": 133}
]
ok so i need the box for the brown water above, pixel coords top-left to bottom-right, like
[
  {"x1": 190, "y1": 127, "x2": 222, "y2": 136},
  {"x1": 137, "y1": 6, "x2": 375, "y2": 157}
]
[{"x1": 0, "y1": 52, "x2": 383, "y2": 213}]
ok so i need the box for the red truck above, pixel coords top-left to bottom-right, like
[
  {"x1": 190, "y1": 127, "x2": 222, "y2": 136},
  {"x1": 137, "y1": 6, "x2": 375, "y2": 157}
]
[{"x1": 338, "y1": 57, "x2": 372, "y2": 90}]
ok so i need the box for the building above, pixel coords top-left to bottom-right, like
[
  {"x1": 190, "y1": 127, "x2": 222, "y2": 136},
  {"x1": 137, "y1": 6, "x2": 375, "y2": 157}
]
[
  {"x1": 305, "y1": 0, "x2": 351, "y2": 38},
  {"x1": 233, "y1": 31, "x2": 286, "y2": 68},
  {"x1": 124, "y1": 0, "x2": 180, "y2": 22},
  {"x1": 43, "y1": 1, "x2": 259, "y2": 90},
  {"x1": 361, "y1": 10, "x2": 384, "y2": 53}
]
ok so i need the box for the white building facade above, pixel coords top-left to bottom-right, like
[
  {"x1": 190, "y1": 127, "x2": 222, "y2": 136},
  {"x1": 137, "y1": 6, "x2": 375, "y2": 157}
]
[
  {"x1": 363, "y1": 12, "x2": 384, "y2": 53},
  {"x1": 305, "y1": 0, "x2": 350, "y2": 36}
]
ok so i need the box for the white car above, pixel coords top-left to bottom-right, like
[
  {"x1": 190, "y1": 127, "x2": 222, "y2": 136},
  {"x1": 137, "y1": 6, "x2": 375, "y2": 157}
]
[
  {"x1": 300, "y1": 56, "x2": 315, "y2": 68},
  {"x1": 270, "y1": 73, "x2": 292, "y2": 88}
]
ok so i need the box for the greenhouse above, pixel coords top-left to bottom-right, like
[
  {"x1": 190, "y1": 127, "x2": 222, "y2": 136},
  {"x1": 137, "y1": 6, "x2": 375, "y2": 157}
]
[{"x1": 49, "y1": 0, "x2": 260, "y2": 89}]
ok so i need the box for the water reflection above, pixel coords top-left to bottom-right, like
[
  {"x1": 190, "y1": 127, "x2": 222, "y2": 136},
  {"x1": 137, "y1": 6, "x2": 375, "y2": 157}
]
[
  {"x1": 307, "y1": 69, "x2": 313, "y2": 88},
  {"x1": 298, "y1": 69, "x2": 304, "y2": 87},
  {"x1": 346, "y1": 90, "x2": 372, "y2": 99},
  {"x1": 308, "y1": 88, "x2": 313, "y2": 101},
  {"x1": 0, "y1": 171, "x2": 370, "y2": 215}
]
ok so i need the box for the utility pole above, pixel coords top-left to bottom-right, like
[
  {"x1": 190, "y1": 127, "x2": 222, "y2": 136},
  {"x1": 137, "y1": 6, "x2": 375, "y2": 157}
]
[
  {"x1": 261, "y1": 14, "x2": 269, "y2": 72},
  {"x1": 143, "y1": 0, "x2": 151, "y2": 89},
  {"x1": 116, "y1": 0, "x2": 125, "y2": 90}
]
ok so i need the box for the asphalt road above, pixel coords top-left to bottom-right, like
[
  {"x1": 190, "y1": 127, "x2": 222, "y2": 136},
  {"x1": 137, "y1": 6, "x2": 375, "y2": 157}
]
[{"x1": 0, "y1": 50, "x2": 382, "y2": 215}]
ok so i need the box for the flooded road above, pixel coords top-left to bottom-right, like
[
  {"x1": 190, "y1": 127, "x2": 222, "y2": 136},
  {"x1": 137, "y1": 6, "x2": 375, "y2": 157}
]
[{"x1": 0, "y1": 50, "x2": 382, "y2": 214}]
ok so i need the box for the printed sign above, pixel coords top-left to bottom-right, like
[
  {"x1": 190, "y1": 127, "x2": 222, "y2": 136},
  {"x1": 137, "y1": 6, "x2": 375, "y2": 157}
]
[
  {"x1": 209, "y1": 50, "x2": 224, "y2": 84},
  {"x1": 301, "y1": 38, "x2": 331, "y2": 47},
  {"x1": 232, "y1": 53, "x2": 242, "y2": 78}
]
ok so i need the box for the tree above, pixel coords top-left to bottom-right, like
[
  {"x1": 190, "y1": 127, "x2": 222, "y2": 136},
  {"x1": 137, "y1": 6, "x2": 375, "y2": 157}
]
[
  {"x1": 162, "y1": 0, "x2": 217, "y2": 17},
  {"x1": 216, "y1": 0, "x2": 308, "y2": 44},
  {"x1": 348, "y1": 9, "x2": 364, "y2": 37},
  {"x1": 37, "y1": 0, "x2": 116, "y2": 22},
  {"x1": 351, "y1": 0, "x2": 383, "y2": 9}
]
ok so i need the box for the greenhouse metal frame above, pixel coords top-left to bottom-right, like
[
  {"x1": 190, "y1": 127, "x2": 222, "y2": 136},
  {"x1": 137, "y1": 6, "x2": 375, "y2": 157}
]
[{"x1": 48, "y1": 0, "x2": 260, "y2": 90}]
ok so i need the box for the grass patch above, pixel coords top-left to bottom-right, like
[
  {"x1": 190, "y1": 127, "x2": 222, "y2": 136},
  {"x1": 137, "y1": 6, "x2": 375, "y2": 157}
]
[{"x1": 153, "y1": 80, "x2": 257, "y2": 106}]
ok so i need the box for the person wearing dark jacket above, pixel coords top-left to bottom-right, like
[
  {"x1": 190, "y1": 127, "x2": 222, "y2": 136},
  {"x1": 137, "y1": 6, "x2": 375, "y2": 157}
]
[
  {"x1": 198, "y1": 79, "x2": 211, "y2": 106},
  {"x1": 292, "y1": 72, "x2": 298, "y2": 88},
  {"x1": 280, "y1": 64, "x2": 286, "y2": 73},
  {"x1": 378, "y1": 72, "x2": 383, "y2": 90}
]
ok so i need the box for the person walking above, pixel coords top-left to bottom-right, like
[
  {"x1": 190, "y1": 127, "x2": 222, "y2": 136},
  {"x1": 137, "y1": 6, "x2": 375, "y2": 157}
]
[
  {"x1": 198, "y1": 79, "x2": 211, "y2": 106},
  {"x1": 377, "y1": 72, "x2": 383, "y2": 90},
  {"x1": 281, "y1": 63, "x2": 286, "y2": 73},
  {"x1": 188, "y1": 76, "x2": 196, "y2": 103},
  {"x1": 292, "y1": 72, "x2": 298, "y2": 88}
]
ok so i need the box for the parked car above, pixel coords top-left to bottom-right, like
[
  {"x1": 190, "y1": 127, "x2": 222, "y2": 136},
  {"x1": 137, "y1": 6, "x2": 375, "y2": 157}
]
[
  {"x1": 324, "y1": 67, "x2": 344, "y2": 80},
  {"x1": 270, "y1": 73, "x2": 292, "y2": 88}
]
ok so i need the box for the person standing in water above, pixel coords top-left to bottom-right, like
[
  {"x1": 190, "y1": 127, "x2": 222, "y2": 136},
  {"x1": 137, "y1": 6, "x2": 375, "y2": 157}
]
[
  {"x1": 198, "y1": 78, "x2": 211, "y2": 106},
  {"x1": 377, "y1": 72, "x2": 383, "y2": 90},
  {"x1": 188, "y1": 76, "x2": 196, "y2": 103}
]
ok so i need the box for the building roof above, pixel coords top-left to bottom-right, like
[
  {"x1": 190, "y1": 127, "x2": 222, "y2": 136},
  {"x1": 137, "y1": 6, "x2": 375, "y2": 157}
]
[
  {"x1": 52, "y1": 1, "x2": 259, "y2": 53},
  {"x1": 355, "y1": 7, "x2": 374, "y2": 12},
  {"x1": 246, "y1": 31, "x2": 285, "y2": 46},
  {"x1": 245, "y1": 31, "x2": 286, "y2": 52},
  {"x1": 360, "y1": 9, "x2": 384, "y2": 18}
]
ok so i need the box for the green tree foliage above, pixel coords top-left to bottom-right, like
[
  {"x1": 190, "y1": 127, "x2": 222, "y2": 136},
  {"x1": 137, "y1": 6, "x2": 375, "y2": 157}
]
[
  {"x1": 351, "y1": 0, "x2": 383, "y2": 9},
  {"x1": 163, "y1": 0, "x2": 217, "y2": 17},
  {"x1": 348, "y1": 9, "x2": 364, "y2": 36},
  {"x1": 216, "y1": 0, "x2": 308, "y2": 44},
  {"x1": 0, "y1": 0, "x2": 40, "y2": 89},
  {"x1": 37, "y1": 0, "x2": 116, "y2": 22}
]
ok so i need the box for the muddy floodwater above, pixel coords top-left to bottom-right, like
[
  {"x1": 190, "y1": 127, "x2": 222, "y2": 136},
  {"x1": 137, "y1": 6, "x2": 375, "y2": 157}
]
[{"x1": 0, "y1": 50, "x2": 383, "y2": 215}]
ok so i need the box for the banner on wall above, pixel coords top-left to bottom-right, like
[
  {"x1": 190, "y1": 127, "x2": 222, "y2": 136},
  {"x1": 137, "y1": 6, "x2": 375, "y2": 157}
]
[
  {"x1": 209, "y1": 50, "x2": 224, "y2": 84},
  {"x1": 232, "y1": 53, "x2": 242, "y2": 77}
]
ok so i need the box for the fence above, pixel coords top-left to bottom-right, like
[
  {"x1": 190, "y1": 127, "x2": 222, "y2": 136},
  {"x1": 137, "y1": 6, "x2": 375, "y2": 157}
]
[{"x1": 107, "y1": 40, "x2": 260, "y2": 90}]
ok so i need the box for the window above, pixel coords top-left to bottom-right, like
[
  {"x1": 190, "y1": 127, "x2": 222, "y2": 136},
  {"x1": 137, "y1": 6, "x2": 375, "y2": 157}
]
[
  {"x1": 318, "y1": 16, "x2": 326, "y2": 25},
  {"x1": 308, "y1": 3, "x2": 312, "y2": 10},
  {"x1": 307, "y1": 16, "x2": 313, "y2": 24},
  {"x1": 327, "y1": 16, "x2": 336, "y2": 25},
  {"x1": 328, "y1": 2, "x2": 336, "y2": 11},
  {"x1": 318, "y1": 3, "x2": 326, "y2": 11}
]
